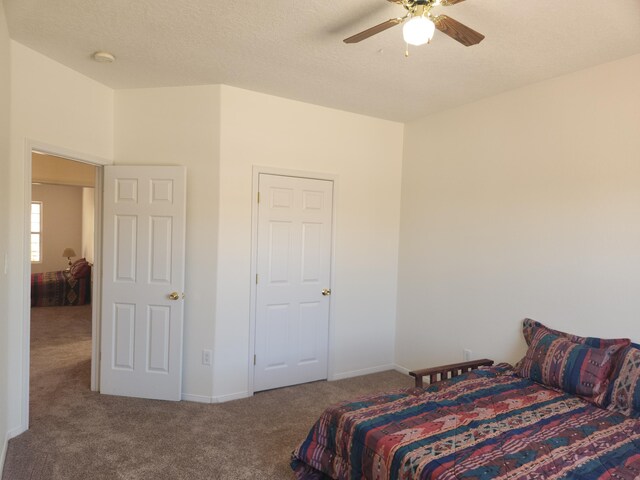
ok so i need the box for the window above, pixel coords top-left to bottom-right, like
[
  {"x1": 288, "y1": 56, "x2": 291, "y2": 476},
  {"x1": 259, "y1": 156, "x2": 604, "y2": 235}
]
[{"x1": 31, "y1": 201, "x2": 42, "y2": 263}]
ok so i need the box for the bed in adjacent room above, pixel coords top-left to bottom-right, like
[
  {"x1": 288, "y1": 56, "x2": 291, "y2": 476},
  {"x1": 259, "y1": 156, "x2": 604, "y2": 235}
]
[{"x1": 31, "y1": 258, "x2": 91, "y2": 307}]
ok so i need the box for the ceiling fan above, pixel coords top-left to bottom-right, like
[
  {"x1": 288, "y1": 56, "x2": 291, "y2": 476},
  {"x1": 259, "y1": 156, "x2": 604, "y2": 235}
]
[{"x1": 343, "y1": 0, "x2": 484, "y2": 49}]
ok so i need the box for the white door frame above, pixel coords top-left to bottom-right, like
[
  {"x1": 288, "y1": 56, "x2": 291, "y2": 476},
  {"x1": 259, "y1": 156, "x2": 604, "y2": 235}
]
[
  {"x1": 21, "y1": 139, "x2": 111, "y2": 433},
  {"x1": 248, "y1": 165, "x2": 338, "y2": 396}
]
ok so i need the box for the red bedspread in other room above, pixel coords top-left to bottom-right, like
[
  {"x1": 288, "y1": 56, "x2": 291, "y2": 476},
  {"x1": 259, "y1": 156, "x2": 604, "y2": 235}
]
[{"x1": 31, "y1": 269, "x2": 91, "y2": 307}]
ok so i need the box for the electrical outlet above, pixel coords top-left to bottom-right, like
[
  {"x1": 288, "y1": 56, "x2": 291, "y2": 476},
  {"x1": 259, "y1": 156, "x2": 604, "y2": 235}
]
[
  {"x1": 463, "y1": 349, "x2": 472, "y2": 361},
  {"x1": 202, "y1": 349, "x2": 212, "y2": 366}
]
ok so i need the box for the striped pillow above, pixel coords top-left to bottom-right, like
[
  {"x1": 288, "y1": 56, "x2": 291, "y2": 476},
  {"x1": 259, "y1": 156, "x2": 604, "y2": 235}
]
[
  {"x1": 607, "y1": 345, "x2": 640, "y2": 417},
  {"x1": 522, "y1": 318, "x2": 630, "y2": 348},
  {"x1": 516, "y1": 327, "x2": 628, "y2": 406}
]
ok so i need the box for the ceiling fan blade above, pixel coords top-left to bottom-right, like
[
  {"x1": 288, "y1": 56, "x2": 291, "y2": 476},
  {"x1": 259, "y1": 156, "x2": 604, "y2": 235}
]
[
  {"x1": 343, "y1": 18, "x2": 403, "y2": 44},
  {"x1": 439, "y1": 0, "x2": 468, "y2": 5},
  {"x1": 434, "y1": 15, "x2": 485, "y2": 46}
]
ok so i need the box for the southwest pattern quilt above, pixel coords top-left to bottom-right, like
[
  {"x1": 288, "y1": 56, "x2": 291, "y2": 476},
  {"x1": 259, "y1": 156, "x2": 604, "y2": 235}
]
[
  {"x1": 31, "y1": 270, "x2": 91, "y2": 307},
  {"x1": 292, "y1": 365, "x2": 640, "y2": 480},
  {"x1": 608, "y1": 346, "x2": 640, "y2": 418}
]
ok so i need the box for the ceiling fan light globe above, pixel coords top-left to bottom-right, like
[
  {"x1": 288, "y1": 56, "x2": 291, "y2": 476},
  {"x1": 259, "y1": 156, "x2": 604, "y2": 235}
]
[{"x1": 402, "y1": 16, "x2": 435, "y2": 46}]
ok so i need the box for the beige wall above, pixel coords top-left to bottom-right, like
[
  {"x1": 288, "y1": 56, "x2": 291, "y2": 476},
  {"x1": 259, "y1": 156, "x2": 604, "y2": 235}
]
[
  {"x1": 31, "y1": 153, "x2": 96, "y2": 268},
  {"x1": 215, "y1": 86, "x2": 404, "y2": 400},
  {"x1": 82, "y1": 188, "x2": 95, "y2": 264},
  {"x1": 395, "y1": 54, "x2": 640, "y2": 372},
  {"x1": 32, "y1": 153, "x2": 96, "y2": 187},
  {"x1": 31, "y1": 184, "x2": 84, "y2": 274},
  {"x1": 0, "y1": 2, "x2": 11, "y2": 472},
  {"x1": 115, "y1": 85, "x2": 221, "y2": 401},
  {"x1": 8, "y1": 42, "x2": 113, "y2": 436}
]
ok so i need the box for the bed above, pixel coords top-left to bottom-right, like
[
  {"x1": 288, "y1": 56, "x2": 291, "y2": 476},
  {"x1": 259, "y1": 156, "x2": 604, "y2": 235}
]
[
  {"x1": 31, "y1": 260, "x2": 91, "y2": 307},
  {"x1": 292, "y1": 320, "x2": 640, "y2": 479}
]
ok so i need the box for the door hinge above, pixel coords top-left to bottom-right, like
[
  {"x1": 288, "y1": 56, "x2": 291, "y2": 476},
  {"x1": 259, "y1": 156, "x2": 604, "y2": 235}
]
[
  {"x1": 257, "y1": 192, "x2": 260, "y2": 203},
  {"x1": 256, "y1": 273, "x2": 259, "y2": 284},
  {"x1": 253, "y1": 354, "x2": 256, "y2": 365}
]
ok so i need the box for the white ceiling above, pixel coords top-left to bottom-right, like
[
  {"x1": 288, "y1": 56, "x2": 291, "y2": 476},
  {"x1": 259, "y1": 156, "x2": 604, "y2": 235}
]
[{"x1": 4, "y1": 0, "x2": 640, "y2": 121}]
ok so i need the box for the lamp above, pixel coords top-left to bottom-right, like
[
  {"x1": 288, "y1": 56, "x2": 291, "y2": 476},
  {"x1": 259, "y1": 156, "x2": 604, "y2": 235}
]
[
  {"x1": 62, "y1": 248, "x2": 76, "y2": 269},
  {"x1": 403, "y1": 15, "x2": 435, "y2": 46}
]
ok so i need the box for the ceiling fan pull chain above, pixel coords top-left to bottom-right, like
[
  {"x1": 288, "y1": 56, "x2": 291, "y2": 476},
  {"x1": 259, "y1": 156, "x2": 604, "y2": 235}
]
[{"x1": 405, "y1": 43, "x2": 410, "y2": 57}]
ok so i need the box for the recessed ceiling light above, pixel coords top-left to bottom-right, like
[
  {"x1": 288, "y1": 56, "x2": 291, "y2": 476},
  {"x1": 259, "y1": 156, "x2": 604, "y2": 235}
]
[{"x1": 93, "y1": 51, "x2": 115, "y2": 63}]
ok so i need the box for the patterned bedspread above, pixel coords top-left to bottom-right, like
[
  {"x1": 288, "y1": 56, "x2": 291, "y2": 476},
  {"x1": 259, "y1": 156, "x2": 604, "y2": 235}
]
[
  {"x1": 292, "y1": 365, "x2": 640, "y2": 480},
  {"x1": 31, "y1": 270, "x2": 91, "y2": 307}
]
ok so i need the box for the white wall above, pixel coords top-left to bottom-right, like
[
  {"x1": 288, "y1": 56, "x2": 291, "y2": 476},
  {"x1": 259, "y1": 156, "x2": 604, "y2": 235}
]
[
  {"x1": 215, "y1": 86, "x2": 404, "y2": 400},
  {"x1": 114, "y1": 86, "x2": 221, "y2": 402},
  {"x1": 112, "y1": 84, "x2": 405, "y2": 403},
  {"x1": 0, "y1": 2, "x2": 11, "y2": 473},
  {"x1": 31, "y1": 184, "x2": 84, "y2": 274},
  {"x1": 396, "y1": 54, "x2": 640, "y2": 372},
  {"x1": 8, "y1": 41, "x2": 113, "y2": 435}
]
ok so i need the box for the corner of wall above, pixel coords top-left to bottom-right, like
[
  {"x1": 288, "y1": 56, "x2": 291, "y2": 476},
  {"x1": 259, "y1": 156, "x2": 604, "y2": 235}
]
[{"x1": 0, "y1": 432, "x2": 8, "y2": 478}]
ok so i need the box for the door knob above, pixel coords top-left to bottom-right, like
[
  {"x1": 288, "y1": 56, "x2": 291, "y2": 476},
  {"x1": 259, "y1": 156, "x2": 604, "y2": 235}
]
[
  {"x1": 168, "y1": 292, "x2": 180, "y2": 301},
  {"x1": 322, "y1": 288, "x2": 332, "y2": 296}
]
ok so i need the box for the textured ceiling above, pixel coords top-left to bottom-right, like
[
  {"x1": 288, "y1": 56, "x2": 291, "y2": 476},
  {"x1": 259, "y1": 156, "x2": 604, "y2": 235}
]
[{"x1": 4, "y1": 0, "x2": 640, "y2": 121}]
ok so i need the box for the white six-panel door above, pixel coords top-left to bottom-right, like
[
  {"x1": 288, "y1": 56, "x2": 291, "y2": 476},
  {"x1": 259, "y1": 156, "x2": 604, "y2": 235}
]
[
  {"x1": 101, "y1": 166, "x2": 186, "y2": 400},
  {"x1": 254, "y1": 174, "x2": 333, "y2": 392}
]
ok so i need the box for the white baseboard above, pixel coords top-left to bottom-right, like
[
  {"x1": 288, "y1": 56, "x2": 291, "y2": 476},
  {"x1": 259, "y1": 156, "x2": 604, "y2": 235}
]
[
  {"x1": 393, "y1": 364, "x2": 411, "y2": 376},
  {"x1": 183, "y1": 367, "x2": 412, "y2": 404},
  {"x1": 211, "y1": 391, "x2": 251, "y2": 403},
  {"x1": 181, "y1": 391, "x2": 252, "y2": 404},
  {"x1": 7, "y1": 425, "x2": 25, "y2": 440},
  {"x1": 330, "y1": 364, "x2": 395, "y2": 381},
  {"x1": 181, "y1": 393, "x2": 213, "y2": 404},
  {"x1": 2, "y1": 423, "x2": 32, "y2": 475}
]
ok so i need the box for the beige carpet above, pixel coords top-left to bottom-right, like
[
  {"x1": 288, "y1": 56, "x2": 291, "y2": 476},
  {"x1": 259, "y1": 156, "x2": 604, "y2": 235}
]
[{"x1": 3, "y1": 306, "x2": 413, "y2": 479}]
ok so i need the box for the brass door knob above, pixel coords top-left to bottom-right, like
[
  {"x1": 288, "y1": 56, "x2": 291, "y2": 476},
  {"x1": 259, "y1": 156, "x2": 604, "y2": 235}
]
[
  {"x1": 322, "y1": 288, "x2": 332, "y2": 296},
  {"x1": 168, "y1": 292, "x2": 180, "y2": 301}
]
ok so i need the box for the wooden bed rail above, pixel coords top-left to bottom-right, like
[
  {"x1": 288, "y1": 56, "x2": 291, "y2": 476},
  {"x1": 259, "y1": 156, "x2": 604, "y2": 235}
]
[{"x1": 408, "y1": 359, "x2": 494, "y2": 388}]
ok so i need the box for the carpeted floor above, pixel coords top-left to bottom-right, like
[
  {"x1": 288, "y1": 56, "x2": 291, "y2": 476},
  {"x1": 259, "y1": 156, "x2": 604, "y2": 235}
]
[{"x1": 3, "y1": 306, "x2": 413, "y2": 479}]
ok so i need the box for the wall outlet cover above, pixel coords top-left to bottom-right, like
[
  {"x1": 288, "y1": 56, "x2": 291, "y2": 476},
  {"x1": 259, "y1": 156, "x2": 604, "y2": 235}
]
[{"x1": 202, "y1": 349, "x2": 212, "y2": 366}]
